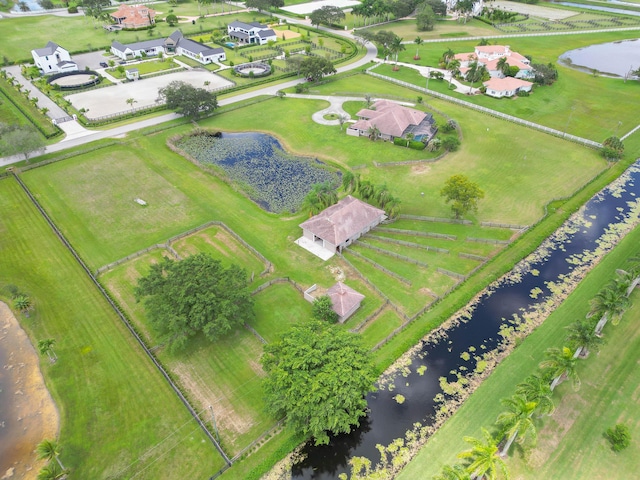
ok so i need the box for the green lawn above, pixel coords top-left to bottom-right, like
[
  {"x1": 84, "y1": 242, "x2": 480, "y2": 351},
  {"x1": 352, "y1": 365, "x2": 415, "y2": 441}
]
[
  {"x1": 0, "y1": 177, "x2": 225, "y2": 479},
  {"x1": 101, "y1": 252, "x2": 276, "y2": 456},
  {"x1": 250, "y1": 283, "x2": 313, "y2": 343},
  {"x1": 360, "y1": 308, "x2": 404, "y2": 349},
  {"x1": 171, "y1": 224, "x2": 268, "y2": 279},
  {"x1": 397, "y1": 224, "x2": 640, "y2": 480}
]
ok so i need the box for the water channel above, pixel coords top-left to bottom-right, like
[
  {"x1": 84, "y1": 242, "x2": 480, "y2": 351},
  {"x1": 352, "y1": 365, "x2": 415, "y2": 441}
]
[{"x1": 292, "y1": 160, "x2": 640, "y2": 479}]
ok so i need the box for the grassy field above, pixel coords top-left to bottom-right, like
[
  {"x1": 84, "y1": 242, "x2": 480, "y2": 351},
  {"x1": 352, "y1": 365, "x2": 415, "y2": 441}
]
[
  {"x1": 385, "y1": 30, "x2": 640, "y2": 141},
  {"x1": 0, "y1": 177, "x2": 225, "y2": 479},
  {"x1": 100, "y1": 250, "x2": 276, "y2": 456},
  {"x1": 107, "y1": 58, "x2": 182, "y2": 78},
  {"x1": 397, "y1": 224, "x2": 640, "y2": 479}
]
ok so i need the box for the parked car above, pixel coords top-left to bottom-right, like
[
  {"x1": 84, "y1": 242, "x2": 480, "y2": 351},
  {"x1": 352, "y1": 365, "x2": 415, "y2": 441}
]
[{"x1": 99, "y1": 62, "x2": 108, "y2": 68}]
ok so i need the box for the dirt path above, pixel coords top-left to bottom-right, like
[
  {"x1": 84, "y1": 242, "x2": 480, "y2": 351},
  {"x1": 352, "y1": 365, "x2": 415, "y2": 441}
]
[{"x1": 0, "y1": 303, "x2": 59, "y2": 480}]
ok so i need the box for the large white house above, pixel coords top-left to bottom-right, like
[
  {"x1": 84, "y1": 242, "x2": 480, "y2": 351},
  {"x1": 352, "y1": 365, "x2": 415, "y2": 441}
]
[
  {"x1": 111, "y1": 31, "x2": 226, "y2": 64},
  {"x1": 227, "y1": 21, "x2": 277, "y2": 45},
  {"x1": 31, "y1": 41, "x2": 78, "y2": 74}
]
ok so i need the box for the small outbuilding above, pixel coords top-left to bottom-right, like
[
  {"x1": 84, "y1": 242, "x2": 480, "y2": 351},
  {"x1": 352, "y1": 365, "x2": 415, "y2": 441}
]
[
  {"x1": 298, "y1": 195, "x2": 385, "y2": 257},
  {"x1": 483, "y1": 77, "x2": 533, "y2": 98},
  {"x1": 327, "y1": 282, "x2": 365, "y2": 323},
  {"x1": 125, "y1": 68, "x2": 139, "y2": 80}
]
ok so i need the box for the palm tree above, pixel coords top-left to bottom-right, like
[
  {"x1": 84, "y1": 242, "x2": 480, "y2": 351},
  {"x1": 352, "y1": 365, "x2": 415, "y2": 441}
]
[
  {"x1": 357, "y1": 180, "x2": 375, "y2": 202},
  {"x1": 301, "y1": 182, "x2": 337, "y2": 216},
  {"x1": 434, "y1": 463, "x2": 471, "y2": 480},
  {"x1": 414, "y1": 37, "x2": 423, "y2": 60},
  {"x1": 588, "y1": 281, "x2": 631, "y2": 333},
  {"x1": 496, "y1": 394, "x2": 537, "y2": 457},
  {"x1": 342, "y1": 171, "x2": 361, "y2": 194},
  {"x1": 13, "y1": 294, "x2": 33, "y2": 315},
  {"x1": 457, "y1": 428, "x2": 509, "y2": 480},
  {"x1": 37, "y1": 462, "x2": 66, "y2": 480},
  {"x1": 565, "y1": 318, "x2": 604, "y2": 358},
  {"x1": 366, "y1": 125, "x2": 380, "y2": 141},
  {"x1": 515, "y1": 373, "x2": 555, "y2": 417},
  {"x1": 496, "y1": 57, "x2": 510, "y2": 76},
  {"x1": 442, "y1": 48, "x2": 455, "y2": 67},
  {"x1": 126, "y1": 97, "x2": 137, "y2": 111},
  {"x1": 405, "y1": 132, "x2": 415, "y2": 147},
  {"x1": 36, "y1": 439, "x2": 65, "y2": 471},
  {"x1": 465, "y1": 62, "x2": 488, "y2": 93},
  {"x1": 540, "y1": 346, "x2": 580, "y2": 391},
  {"x1": 447, "y1": 59, "x2": 461, "y2": 88},
  {"x1": 389, "y1": 35, "x2": 405, "y2": 70},
  {"x1": 38, "y1": 339, "x2": 58, "y2": 363}
]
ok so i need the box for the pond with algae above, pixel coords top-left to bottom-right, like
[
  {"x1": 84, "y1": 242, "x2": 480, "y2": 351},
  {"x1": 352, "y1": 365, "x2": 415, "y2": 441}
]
[{"x1": 176, "y1": 132, "x2": 339, "y2": 214}]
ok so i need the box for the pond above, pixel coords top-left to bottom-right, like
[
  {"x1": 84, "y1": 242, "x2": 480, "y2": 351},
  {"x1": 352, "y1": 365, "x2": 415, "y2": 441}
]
[
  {"x1": 11, "y1": 0, "x2": 44, "y2": 12},
  {"x1": 559, "y1": 38, "x2": 640, "y2": 77},
  {"x1": 291, "y1": 160, "x2": 640, "y2": 479},
  {"x1": 175, "y1": 132, "x2": 339, "y2": 213}
]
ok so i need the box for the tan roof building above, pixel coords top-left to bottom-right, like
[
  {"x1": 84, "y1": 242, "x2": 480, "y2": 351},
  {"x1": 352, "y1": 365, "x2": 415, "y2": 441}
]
[
  {"x1": 483, "y1": 77, "x2": 533, "y2": 98},
  {"x1": 327, "y1": 282, "x2": 365, "y2": 323},
  {"x1": 110, "y1": 5, "x2": 156, "y2": 29},
  {"x1": 346, "y1": 100, "x2": 437, "y2": 143},
  {"x1": 299, "y1": 196, "x2": 385, "y2": 254}
]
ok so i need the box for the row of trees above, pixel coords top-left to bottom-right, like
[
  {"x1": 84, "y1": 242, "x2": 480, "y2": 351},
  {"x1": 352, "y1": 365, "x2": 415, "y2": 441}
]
[
  {"x1": 434, "y1": 255, "x2": 639, "y2": 479},
  {"x1": 351, "y1": 0, "x2": 446, "y2": 28}
]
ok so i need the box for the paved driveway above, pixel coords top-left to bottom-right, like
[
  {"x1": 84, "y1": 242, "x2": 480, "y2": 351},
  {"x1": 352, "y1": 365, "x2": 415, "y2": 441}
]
[{"x1": 66, "y1": 70, "x2": 233, "y2": 119}]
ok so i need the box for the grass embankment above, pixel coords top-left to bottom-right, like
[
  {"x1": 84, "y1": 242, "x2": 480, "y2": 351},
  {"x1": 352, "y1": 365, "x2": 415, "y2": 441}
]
[
  {"x1": 0, "y1": 177, "x2": 225, "y2": 479},
  {"x1": 383, "y1": 30, "x2": 640, "y2": 141},
  {"x1": 398, "y1": 223, "x2": 640, "y2": 480}
]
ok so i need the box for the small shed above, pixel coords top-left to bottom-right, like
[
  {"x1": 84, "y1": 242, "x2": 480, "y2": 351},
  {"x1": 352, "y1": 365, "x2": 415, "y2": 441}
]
[
  {"x1": 327, "y1": 282, "x2": 365, "y2": 323},
  {"x1": 125, "y1": 68, "x2": 139, "y2": 81}
]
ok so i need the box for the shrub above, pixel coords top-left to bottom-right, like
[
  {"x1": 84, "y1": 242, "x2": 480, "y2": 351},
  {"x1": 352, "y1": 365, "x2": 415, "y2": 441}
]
[
  {"x1": 312, "y1": 295, "x2": 338, "y2": 323},
  {"x1": 67, "y1": 5, "x2": 78, "y2": 13},
  {"x1": 442, "y1": 136, "x2": 460, "y2": 151},
  {"x1": 517, "y1": 89, "x2": 530, "y2": 97},
  {"x1": 441, "y1": 119, "x2": 458, "y2": 133},
  {"x1": 409, "y1": 140, "x2": 426, "y2": 150},
  {"x1": 605, "y1": 424, "x2": 631, "y2": 452}
]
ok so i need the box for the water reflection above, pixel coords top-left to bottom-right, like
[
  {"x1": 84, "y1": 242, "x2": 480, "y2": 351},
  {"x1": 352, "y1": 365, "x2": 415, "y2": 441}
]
[{"x1": 559, "y1": 38, "x2": 640, "y2": 77}]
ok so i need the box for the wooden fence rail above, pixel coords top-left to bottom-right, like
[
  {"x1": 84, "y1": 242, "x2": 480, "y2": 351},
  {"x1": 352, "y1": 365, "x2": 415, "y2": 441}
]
[
  {"x1": 466, "y1": 236, "x2": 510, "y2": 245},
  {"x1": 398, "y1": 214, "x2": 472, "y2": 225}
]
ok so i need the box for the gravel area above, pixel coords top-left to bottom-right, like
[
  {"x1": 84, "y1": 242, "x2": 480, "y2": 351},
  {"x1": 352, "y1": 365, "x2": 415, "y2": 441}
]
[{"x1": 66, "y1": 70, "x2": 233, "y2": 119}]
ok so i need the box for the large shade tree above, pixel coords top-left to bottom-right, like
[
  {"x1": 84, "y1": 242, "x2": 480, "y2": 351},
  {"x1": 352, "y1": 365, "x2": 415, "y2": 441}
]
[
  {"x1": 299, "y1": 56, "x2": 336, "y2": 82},
  {"x1": 135, "y1": 253, "x2": 254, "y2": 351},
  {"x1": 261, "y1": 320, "x2": 376, "y2": 445},
  {"x1": 157, "y1": 81, "x2": 218, "y2": 119},
  {"x1": 309, "y1": 5, "x2": 345, "y2": 28}
]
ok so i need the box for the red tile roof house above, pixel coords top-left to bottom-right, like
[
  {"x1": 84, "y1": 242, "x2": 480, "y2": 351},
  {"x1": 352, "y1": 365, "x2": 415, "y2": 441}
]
[
  {"x1": 483, "y1": 77, "x2": 533, "y2": 98},
  {"x1": 299, "y1": 196, "x2": 386, "y2": 255},
  {"x1": 110, "y1": 5, "x2": 156, "y2": 29},
  {"x1": 346, "y1": 100, "x2": 437, "y2": 143},
  {"x1": 454, "y1": 45, "x2": 534, "y2": 80}
]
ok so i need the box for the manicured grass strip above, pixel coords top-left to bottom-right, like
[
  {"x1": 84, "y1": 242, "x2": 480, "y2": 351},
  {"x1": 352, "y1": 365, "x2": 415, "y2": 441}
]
[
  {"x1": 0, "y1": 177, "x2": 225, "y2": 479},
  {"x1": 397, "y1": 223, "x2": 640, "y2": 479}
]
